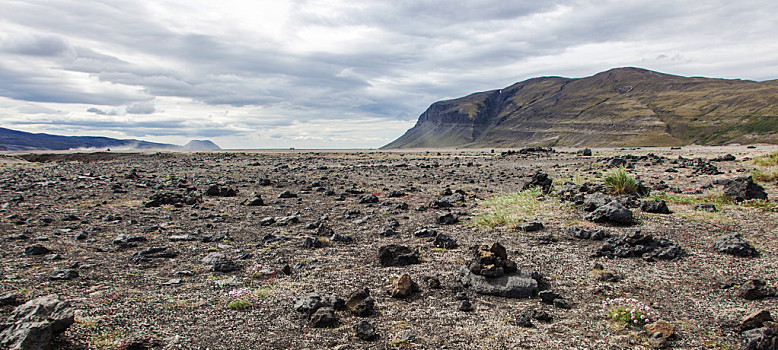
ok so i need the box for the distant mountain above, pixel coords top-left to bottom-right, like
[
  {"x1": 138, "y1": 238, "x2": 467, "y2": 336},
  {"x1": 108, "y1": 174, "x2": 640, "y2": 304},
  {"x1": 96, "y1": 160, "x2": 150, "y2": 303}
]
[
  {"x1": 383, "y1": 67, "x2": 778, "y2": 148},
  {"x1": 0, "y1": 127, "x2": 220, "y2": 151},
  {"x1": 183, "y1": 140, "x2": 221, "y2": 151}
]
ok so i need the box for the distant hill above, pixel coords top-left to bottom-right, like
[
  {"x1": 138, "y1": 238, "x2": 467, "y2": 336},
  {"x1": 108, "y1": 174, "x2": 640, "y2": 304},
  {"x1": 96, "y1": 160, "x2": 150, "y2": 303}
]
[
  {"x1": 0, "y1": 127, "x2": 221, "y2": 151},
  {"x1": 183, "y1": 140, "x2": 221, "y2": 151},
  {"x1": 383, "y1": 67, "x2": 778, "y2": 148}
]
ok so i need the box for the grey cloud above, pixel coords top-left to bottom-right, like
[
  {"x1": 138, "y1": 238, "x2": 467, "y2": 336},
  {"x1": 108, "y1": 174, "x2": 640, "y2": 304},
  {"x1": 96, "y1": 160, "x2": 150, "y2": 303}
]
[
  {"x1": 0, "y1": 33, "x2": 71, "y2": 56},
  {"x1": 126, "y1": 102, "x2": 155, "y2": 114}
]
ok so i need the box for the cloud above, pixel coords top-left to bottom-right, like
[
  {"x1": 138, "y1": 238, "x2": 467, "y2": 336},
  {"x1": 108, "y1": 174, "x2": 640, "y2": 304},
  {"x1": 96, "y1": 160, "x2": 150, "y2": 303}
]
[
  {"x1": 0, "y1": 0, "x2": 777, "y2": 148},
  {"x1": 126, "y1": 102, "x2": 155, "y2": 114}
]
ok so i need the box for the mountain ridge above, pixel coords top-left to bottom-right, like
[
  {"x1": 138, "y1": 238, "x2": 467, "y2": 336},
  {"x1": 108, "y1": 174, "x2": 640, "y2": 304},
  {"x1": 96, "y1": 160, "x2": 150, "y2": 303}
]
[
  {"x1": 383, "y1": 67, "x2": 778, "y2": 148},
  {"x1": 0, "y1": 127, "x2": 221, "y2": 151}
]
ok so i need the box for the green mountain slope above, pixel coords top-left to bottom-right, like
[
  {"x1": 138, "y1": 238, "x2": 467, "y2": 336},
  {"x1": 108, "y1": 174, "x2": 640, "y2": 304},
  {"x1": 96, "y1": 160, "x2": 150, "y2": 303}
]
[{"x1": 383, "y1": 67, "x2": 778, "y2": 148}]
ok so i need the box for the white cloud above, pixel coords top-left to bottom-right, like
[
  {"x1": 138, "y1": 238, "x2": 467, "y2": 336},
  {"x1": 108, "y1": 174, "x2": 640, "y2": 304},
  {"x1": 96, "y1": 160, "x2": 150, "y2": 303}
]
[{"x1": 0, "y1": 0, "x2": 776, "y2": 148}]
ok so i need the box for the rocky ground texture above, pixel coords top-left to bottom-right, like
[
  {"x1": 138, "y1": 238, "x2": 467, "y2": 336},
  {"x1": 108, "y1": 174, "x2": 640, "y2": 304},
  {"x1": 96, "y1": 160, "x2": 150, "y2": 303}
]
[{"x1": 0, "y1": 146, "x2": 777, "y2": 349}]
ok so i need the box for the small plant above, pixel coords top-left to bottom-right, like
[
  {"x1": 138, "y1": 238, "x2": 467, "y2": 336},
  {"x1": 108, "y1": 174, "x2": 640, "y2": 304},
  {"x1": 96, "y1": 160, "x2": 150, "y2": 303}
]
[
  {"x1": 603, "y1": 298, "x2": 657, "y2": 326},
  {"x1": 739, "y1": 198, "x2": 778, "y2": 212},
  {"x1": 227, "y1": 299, "x2": 252, "y2": 310},
  {"x1": 603, "y1": 166, "x2": 638, "y2": 195},
  {"x1": 225, "y1": 288, "x2": 254, "y2": 310}
]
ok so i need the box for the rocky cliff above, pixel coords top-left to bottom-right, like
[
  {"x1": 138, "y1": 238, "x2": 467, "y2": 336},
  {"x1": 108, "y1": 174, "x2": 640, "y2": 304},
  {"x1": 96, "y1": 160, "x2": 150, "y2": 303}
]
[{"x1": 383, "y1": 67, "x2": 778, "y2": 148}]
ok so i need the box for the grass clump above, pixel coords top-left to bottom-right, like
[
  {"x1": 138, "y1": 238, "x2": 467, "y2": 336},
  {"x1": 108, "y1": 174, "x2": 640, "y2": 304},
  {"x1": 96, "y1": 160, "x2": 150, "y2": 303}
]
[
  {"x1": 650, "y1": 191, "x2": 733, "y2": 207},
  {"x1": 603, "y1": 166, "x2": 638, "y2": 195},
  {"x1": 603, "y1": 298, "x2": 657, "y2": 326},
  {"x1": 752, "y1": 151, "x2": 778, "y2": 167},
  {"x1": 470, "y1": 187, "x2": 571, "y2": 230},
  {"x1": 751, "y1": 168, "x2": 778, "y2": 183}
]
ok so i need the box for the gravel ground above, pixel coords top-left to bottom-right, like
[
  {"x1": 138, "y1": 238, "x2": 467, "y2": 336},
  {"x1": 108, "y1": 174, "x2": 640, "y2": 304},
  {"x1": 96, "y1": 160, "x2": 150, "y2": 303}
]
[{"x1": 0, "y1": 146, "x2": 776, "y2": 349}]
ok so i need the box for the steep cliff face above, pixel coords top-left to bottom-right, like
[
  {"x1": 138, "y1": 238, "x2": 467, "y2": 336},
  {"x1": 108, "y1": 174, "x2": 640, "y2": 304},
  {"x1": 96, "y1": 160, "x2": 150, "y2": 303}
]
[{"x1": 383, "y1": 67, "x2": 778, "y2": 148}]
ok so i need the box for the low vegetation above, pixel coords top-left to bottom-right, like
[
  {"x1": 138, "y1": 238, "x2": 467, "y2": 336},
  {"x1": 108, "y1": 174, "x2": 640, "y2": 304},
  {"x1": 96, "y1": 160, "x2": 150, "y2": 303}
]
[
  {"x1": 470, "y1": 188, "x2": 571, "y2": 230},
  {"x1": 603, "y1": 166, "x2": 638, "y2": 195}
]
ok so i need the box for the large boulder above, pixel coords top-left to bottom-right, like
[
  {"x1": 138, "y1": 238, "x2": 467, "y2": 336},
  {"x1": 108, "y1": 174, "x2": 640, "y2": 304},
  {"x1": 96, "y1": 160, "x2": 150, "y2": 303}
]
[
  {"x1": 377, "y1": 245, "x2": 419, "y2": 267},
  {"x1": 715, "y1": 234, "x2": 758, "y2": 257},
  {"x1": 460, "y1": 267, "x2": 540, "y2": 298},
  {"x1": 0, "y1": 295, "x2": 74, "y2": 350},
  {"x1": 723, "y1": 176, "x2": 768, "y2": 203},
  {"x1": 585, "y1": 201, "x2": 635, "y2": 225}
]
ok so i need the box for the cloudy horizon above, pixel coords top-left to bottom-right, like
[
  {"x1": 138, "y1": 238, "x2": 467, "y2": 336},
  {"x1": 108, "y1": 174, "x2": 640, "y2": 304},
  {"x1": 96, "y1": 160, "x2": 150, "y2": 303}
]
[{"x1": 1, "y1": 0, "x2": 777, "y2": 149}]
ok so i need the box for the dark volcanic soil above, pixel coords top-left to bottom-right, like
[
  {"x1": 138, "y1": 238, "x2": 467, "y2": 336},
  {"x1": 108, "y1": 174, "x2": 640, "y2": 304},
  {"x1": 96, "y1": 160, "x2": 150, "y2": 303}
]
[{"x1": 0, "y1": 147, "x2": 776, "y2": 349}]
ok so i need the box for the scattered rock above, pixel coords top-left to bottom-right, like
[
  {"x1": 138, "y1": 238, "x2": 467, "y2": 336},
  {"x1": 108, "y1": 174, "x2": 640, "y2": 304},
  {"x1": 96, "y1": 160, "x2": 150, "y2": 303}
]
[
  {"x1": 740, "y1": 309, "x2": 774, "y2": 332},
  {"x1": 458, "y1": 300, "x2": 473, "y2": 312},
  {"x1": 523, "y1": 171, "x2": 553, "y2": 194},
  {"x1": 244, "y1": 196, "x2": 264, "y2": 206},
  {"x1": 49, "y1": 269, "x2": 79, "y2": 281},
  {"x1": 741, "y1": 325, "x2": 778, "y2": 350},
  {"x1": 358, "y1": 194, "x2": 379, "y2": 204},
  {"x1": 345, "y1": 288, "x2": 374, "y2": 317},
  {"x1": 594, "y1": 230, "x2": 684, "y2": 260},
  {"x1": 516, "y1": 221, "x2": 544, "y2": 232},
  {"x1": 460, "y1": 267, "x2": 540, "y2": 298},
  {"x1": 722, "y1": 176, "x2": 768, "y2": 202},
  {"x1": 569, "y1": 227, "x2": 609, "y2": 240},
  {"x1": 583, "y1": 193, "x2": 613, "y2": 212},
  {"x1": 377, "y1": 245, "x2": 419, "y2": 267},
  {"x1": 645, "y1": 320, "x2": 675, "y2": 339},
  {"x1": 278, "y1": 190, "x2": 297, "y2": 199},
  {"x1": 205, "y1": 184, "x2": 237, "y2": 197},
  {"x1": 293, "y1": 293, "x2": 345, "y2": 317},
  {"x1": 310, "y1": 307, "x2": 338, "y2": 328},
  {"x1": 0, "y1": 294, "x2": 74, "y2": 350},
  {"x1": 739, "y1": 280, "x2": 777, "y2": 300},
  {"x1": 24, "y1": 244, "x2": 50, "y2": 256},
  {"x1": 201, "y1": 252, "x2": 239, "y2": 272},
  {"x1": 585, "y1": 201, "x2": 635, "y2": 225},
  {"x1": 353, "y1": 320, "x2": 377, "y2": 341},
  {"x1": 436, "y1": 213, "x2": 459, "y2": 225},
  {"x1": 433, "y1": 234, "x2": 458, "y2": 249},
  {"x1": 715, "y1": 233, "x2": 759, "y2": 257},
  {"x1": 641, "y1": 200, "x2": 672, "y2": 214},
  {"x1": 130, "y1": 247, "x2": 179, "y2": 263},
  {"x1": 302, "y1": 237, "x2": 323, "y2": 249},
  {"x1": 694, "y1": 203, "x2": 717, "y2": 212},
  {"x1": 390, "y1": 274, "x2": 418, "y2": 298},
  {"x1": 421, "y1": 276, "x2": 441, "y2": 289}
]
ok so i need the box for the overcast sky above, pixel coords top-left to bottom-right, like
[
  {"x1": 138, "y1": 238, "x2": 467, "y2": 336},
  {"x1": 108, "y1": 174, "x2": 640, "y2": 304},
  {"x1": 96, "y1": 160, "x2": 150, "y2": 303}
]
[{"x1": 1, "y1": 0, "x2": 777, "y2": 149}]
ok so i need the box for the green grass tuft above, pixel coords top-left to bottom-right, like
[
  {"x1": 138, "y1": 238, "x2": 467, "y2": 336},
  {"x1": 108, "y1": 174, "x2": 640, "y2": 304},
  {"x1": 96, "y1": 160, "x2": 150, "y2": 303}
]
[
  {"x1": 470, "y1": 188, "x2": 571, "y2": 230},
  {"x1": 603, "y1": 166, "x2": 638, "y2": 195},
  {"x1": 751, "y1": 168, "x2": 778, "y2": 183}
]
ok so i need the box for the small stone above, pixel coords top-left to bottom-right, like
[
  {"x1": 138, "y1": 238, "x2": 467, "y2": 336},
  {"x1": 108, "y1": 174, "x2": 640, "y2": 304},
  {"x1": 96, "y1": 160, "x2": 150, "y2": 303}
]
[
  {"x1": 516, "y1": 222, "x2": 544, "y2": 232},
  {"x1": 539, "y1": 290, "x2": 560, "y2": 304},
  {"x1": 489, "y1": 242, "x2": 507, "y2": 259},
  {"x1": 436, "y1": 213, "x2": 459, "y2": 225},
  {"x1": 553, "y1": 298, "x2": 571, "y2": 309},
  {"x1": 740, "y1": 309, "x2": 774, "y2": 331},
  {"x1": 377, "y1": 245, "x2": 419, "y2": 267},
  {"x1": 421, "y1": 276, "x2": 441, "y2": 289},
  {"x1": 645, "y1": 320, "x2": 674, "y2": 339},
  {"x1": 514, "y1": 311, "x2": 534, "y2": 327},
  {"x1": 278, "y1": 190, "x2": 297, "y2": 199},
  {"x1": 24, "y1": 244, "x2": 50, "y2": 256},
  {"x1": 353, "y1": 320, "x2": 377, "y2": 341},
  {"x1": 433, "y1": 234, "x2": 458, "y2": 249},
  {"x1": 358, "y1": 194, "x2": 379, "y2": 204},
  {"x1": 310, "y1": 307, "x2": 338, "y2": 328},
  {"x1": 346, "y1": 288, "x2": 374, "y2": 317},
  {"x1": 391, "y1": 274, "x2": 416, "y2": 298},
  {"x1": 458, "y1": 300, "x2": 473, "y2": 312},
  {"x1": 49, "y1": 269, "x2": 78, "y2": 281}
]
